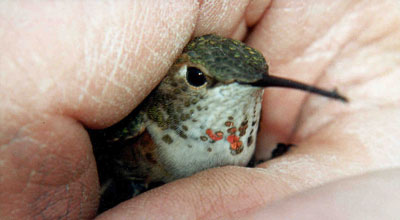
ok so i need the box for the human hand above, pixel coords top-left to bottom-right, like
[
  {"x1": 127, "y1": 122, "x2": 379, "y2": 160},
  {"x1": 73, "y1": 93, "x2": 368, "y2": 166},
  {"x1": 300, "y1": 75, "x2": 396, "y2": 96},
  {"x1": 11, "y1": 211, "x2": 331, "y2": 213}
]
[{"x1": 1, "y1": 0, "x2": 399, "y2": 219}]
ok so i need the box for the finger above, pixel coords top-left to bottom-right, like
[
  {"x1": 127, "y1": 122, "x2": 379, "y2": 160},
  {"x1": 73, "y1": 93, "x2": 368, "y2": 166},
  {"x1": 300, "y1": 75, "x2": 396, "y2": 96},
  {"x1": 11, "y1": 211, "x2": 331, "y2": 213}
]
[
  {"x1": 98, "y1": 156, "x2": 400, "y2": 219},
  {"x1": 243, "y1": 168, "x2": 400, "y2": 220},
  {"x1": 193, "y1": 0, "x2": 271, "y2": 40},
  {"x1": 0, "y1": 1, "x2": 198, "y2": 219},
  {"x1": 96, "y1": 166, "x2": 290, "y2": 220},
  {"x1": 0, "y1": 115, "x2": 99, "y2": 219}
]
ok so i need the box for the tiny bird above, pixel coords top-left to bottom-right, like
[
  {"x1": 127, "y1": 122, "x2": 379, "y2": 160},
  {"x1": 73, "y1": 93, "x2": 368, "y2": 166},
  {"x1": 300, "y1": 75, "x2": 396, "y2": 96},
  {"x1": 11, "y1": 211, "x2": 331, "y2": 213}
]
[{"x1": 90, "y1": 34, "x2": 347, "y2": 210}]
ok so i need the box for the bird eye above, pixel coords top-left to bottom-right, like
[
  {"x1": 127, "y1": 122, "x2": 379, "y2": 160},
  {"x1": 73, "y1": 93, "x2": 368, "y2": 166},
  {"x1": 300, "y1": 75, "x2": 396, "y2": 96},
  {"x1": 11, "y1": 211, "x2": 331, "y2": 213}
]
[{"x1": 186, "y1": 67, "x2": 207, "y2": 87}]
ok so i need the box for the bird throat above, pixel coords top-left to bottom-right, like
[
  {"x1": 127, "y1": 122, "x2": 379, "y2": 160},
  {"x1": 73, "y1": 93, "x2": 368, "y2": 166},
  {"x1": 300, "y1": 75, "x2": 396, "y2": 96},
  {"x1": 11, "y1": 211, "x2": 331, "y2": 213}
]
[{"x1": 143, "y1": 82, "x2": 264, "y2": 182}]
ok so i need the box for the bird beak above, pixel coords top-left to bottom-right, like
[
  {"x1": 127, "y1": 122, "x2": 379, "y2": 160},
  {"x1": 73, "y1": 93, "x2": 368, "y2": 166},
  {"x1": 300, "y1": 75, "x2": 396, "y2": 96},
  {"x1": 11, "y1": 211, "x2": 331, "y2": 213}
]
[{"x1": 248, "y1": 74, "x2": 348, "y2": 102}]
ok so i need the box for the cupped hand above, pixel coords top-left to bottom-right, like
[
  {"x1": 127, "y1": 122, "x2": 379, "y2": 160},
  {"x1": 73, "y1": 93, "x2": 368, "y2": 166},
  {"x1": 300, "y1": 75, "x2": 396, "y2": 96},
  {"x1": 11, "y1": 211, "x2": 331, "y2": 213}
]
[{"x1": 1, "y1": 0, "x2": 399, "y2": 219}]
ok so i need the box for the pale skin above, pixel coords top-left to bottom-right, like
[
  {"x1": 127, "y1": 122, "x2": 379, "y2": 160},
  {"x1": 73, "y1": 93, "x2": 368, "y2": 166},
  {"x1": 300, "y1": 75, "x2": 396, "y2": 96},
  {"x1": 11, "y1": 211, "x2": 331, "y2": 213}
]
[{"x1": 1, "y1": 0, "x2": 400, "y2": 219}]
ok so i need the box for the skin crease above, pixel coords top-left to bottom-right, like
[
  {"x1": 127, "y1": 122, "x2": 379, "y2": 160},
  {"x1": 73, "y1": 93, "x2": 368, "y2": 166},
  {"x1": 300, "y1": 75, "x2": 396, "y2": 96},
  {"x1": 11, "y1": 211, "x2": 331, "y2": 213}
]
[{"x1": 1, "y1": 0, "x2": 400, "y2": 219}]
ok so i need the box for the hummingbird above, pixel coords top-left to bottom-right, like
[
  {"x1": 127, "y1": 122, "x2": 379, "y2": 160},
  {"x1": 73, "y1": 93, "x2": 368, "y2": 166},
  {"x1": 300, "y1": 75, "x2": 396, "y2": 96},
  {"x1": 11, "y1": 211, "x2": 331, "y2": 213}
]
[{"x1": 91, "y1": 34, "x2": 347, "y2": 210}]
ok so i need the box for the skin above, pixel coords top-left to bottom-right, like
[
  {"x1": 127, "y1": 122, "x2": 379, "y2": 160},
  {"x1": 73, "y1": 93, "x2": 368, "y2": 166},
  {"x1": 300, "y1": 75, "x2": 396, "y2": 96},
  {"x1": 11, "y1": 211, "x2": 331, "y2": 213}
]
[{"x1": 1, "y1": 0, "x2": 400, "y2": 219}]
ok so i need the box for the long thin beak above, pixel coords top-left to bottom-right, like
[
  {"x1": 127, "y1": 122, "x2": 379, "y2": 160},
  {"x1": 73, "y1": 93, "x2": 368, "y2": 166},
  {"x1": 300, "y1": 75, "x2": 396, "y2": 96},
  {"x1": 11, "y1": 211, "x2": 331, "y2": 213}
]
[{"x1": 250, "y1": 75, "x2": 348, "y2": 102}]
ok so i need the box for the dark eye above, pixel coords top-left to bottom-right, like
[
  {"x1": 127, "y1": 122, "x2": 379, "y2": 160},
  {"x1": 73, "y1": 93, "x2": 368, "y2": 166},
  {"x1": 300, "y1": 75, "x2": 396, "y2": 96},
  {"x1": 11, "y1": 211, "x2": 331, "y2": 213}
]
[{"x1": 186, "y1": 67, "x2": 207, "y2": 87}]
